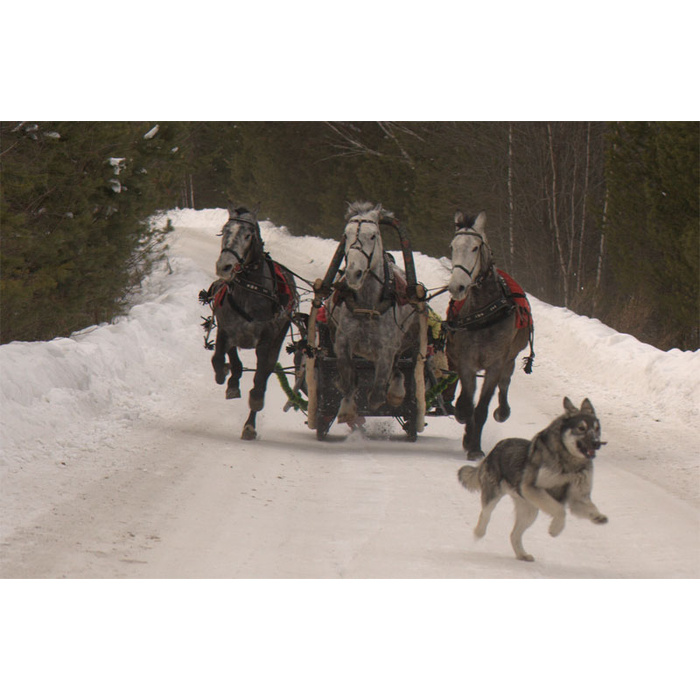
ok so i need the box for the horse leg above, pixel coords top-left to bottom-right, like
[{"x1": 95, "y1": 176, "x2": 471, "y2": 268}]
[
  {"x1": 467, "y1": 369, "x2": 501, "y2": 460},
  {"x1": 335, "y1": 341, "x2": 358, "y2": 424},
  {"x1": 241, "y1": 337, "x2": 282, "y2": 440},
  {"x1": 212, "y1": 330, "x2": 230, "y2": 385},
  {"x1": 226, "y1": 348, "x2": 243, "y2": 400},
  {"x1": 369, "y1": 355, "x2": 397, "y2": 410},
  {"x1": 493, "y1": 358, "x2": 516, "y2": 423},
  {"x1": 454, "y1": 371, "x2": 476, "y2": 426},
  {"x1": 385, "y1": 364, "x2": 406, "y2": 408}
]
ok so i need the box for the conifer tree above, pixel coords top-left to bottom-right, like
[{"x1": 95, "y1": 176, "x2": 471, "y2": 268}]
[{"x1": 1, "y1": 121, "x2": 188, "y2": 343}]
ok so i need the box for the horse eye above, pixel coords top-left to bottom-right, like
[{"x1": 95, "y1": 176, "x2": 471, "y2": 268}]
[{"x1": 472, "y1": 246, "x2": 479, "y2": 253}]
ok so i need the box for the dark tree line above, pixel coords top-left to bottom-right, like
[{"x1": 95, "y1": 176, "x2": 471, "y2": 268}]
[
  {"x1": 1, "y1": 121, "x2": 188, "y2": 342},
  {"x1": 2, "y1": 121, "x2": 697, "y2": 349}
]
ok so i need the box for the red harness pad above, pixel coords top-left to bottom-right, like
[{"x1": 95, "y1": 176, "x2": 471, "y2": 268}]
[
  {"x1": 447, "y1": 269, "x2": 532, "y2": 329},
  {"x1": 272, "y1": 262, "x2": 295, "y2": 312},
  {"x1": 212, "y1": 281, "x2": 228, "y2": 310},
  {"x1": 496, "y1": 269, "x2": 532, "y2": 329}
]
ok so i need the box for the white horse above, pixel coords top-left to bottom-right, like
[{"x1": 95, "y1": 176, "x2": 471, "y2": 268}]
[
  {"x1": 445, "y1": 210, "x2": 532, "y2": 459},
  {"x1": 326, "y1": 202, "x2": 421, "y2": 425}
]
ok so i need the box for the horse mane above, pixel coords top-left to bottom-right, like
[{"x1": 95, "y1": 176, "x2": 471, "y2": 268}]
[
  {"x1": 345, "y1": 201, "x2": 394, "y2": 221},
  {"x1": 454, "y1": 210, "x2": 478, "y2": 230}
]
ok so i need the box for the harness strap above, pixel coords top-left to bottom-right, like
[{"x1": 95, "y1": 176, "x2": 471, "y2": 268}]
[{"x1": 444, "y1": 296, "x2": 515, "y2": 331}]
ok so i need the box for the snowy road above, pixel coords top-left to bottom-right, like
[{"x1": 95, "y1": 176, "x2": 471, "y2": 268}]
[{"x1": 1, "y1": 209, "x2": 698, "y2": 578}]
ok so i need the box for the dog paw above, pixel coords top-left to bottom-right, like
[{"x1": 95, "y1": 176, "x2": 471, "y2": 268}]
[
  {"x1": 592, "y1": 514, "x2": 608, "y2": 524},
  {"x1": 517, "y1": 553, "x2": 535, "y2": 562},
  {"x1": 549, "y1": 517, "x2": 565, "y2": 537}
]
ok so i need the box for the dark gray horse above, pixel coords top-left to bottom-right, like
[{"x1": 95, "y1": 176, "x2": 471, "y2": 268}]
[
  {"x1": 326, "y1": 202, "x2": 420, "y2": 425},
  {"x1": 445, "y1": 210, "x2": 533, "y2": 460},
  {"x1": 210, "y1": 205, "x2": 297, "y2": 440}
]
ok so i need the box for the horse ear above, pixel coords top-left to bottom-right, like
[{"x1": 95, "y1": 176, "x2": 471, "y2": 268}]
[
  {"x1": 580, "y1": 398, "x2": 596, "y2": 415},
  {"x1": 473, "y1": 211, "x2": 487, "y2": 235},
  {"x1": 454, "y1": 210, "x2": 465, "y2": 229},
  {"x1": 563, "y1": 397, "x2": 577, "y2": 414},
  {"x1": 227, "y1": 201, "x2": 237, "y2": 218}
]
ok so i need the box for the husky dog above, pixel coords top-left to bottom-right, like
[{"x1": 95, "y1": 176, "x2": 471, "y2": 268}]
[{"x1": 458, "y1": 397, "x2": 608, "y2": 561}]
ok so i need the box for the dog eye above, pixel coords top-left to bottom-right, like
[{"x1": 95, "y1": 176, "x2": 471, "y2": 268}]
[{"x1": 577, "y1": 423, "x2": 587, "y2": 433}]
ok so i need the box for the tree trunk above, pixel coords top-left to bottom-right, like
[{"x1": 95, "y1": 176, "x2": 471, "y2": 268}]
[
  {"x1": 507, "y1": 122, "x2": 515, "y2": 270},
  {"x1": 547, "y1": 123, "x2": 569, "y2": 306}
]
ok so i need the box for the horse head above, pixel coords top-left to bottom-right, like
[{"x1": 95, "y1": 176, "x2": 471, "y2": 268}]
[
  {"x1": 343, "y1": 201, "x2": 387, "y2": 291},
  {"x1": 448, "y1": 210, "x2": 491, "y2": 301},
  {"x1": 216, "y1": 205, "x2": 263, "y2": 282}
]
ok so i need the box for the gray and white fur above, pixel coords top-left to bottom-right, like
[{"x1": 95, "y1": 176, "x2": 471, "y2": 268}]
[{"x1": 458, "y1": 397, "x2": 608, "y2": 561}]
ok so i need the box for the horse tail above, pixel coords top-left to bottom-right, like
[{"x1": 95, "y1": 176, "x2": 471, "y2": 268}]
[
  {"x1": 458, "y1": 465, "x2": 481, "y2": 493},
  {"x1": 522, "y1": 322, "x2": 535, "y2": 374}
]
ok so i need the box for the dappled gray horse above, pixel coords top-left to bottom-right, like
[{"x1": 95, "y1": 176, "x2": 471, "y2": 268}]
[
  {"x1": 326, "y1": 202, "x2": 420, "y2": 425},
  {"x1": 445, "y1": 210, "x2": 533, "y2": 460},
  {"x1": 210, "y1": 205, "x2": 297, "y2": 440}
]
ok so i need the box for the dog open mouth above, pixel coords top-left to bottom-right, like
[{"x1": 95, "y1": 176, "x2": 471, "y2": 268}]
[{"x1": 578, "y1": 440, "x2": 605, "y2": 459}]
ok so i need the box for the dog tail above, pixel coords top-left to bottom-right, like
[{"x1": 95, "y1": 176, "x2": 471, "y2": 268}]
[{"x1": 458, "y1": 465, "x2": 481, "y2": 492}]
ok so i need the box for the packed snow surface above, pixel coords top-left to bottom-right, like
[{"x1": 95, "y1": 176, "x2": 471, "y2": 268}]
[{"x1": 1, "y1": 208, "x2": 698, "y2": 580}]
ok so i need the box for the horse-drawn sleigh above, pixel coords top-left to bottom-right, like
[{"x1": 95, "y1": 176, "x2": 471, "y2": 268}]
[
  {"x1": 299, "y1": 202, "x2": 439, "y2": 441},
  {"x1": 200, "y1": 202, "x2": 533, "y2": 452}
]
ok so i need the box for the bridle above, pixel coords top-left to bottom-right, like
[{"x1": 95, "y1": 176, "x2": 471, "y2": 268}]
[
  {"x1": 219, "y1": 217, "x2": 262, "y2": 272},
  {"x1": 451, "y1": 228, "x2": 491, "y2": 284},
  {"x1": 345, "y1": 218, "x2": 381, "y2": 280}
]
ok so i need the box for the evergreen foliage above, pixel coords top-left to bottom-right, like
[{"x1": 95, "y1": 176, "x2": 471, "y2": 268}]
[
  {"x1": 1, "y1": 121, "x2": 188, "y2": 343},
  {"x1": 2, "y1": 121, "x2": 697, "y2": 350},
  {"x1": 604, "y1": 122, "x2": 699, "y2": 349}
]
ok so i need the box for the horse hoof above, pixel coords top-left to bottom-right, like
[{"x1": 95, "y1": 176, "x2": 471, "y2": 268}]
[
  {"x1": 214, "y1": 363, "x2": 230, "y2": 385},
  {"x1": 337, "y1": 412, "x2": 355, "y2": 425},
  {"x1": 226, "y1": 387, "x2": 241, "y2": 399},
  {"x1": 493, "y1": 406, "x2": 510, "y2": 422},
  {"x1": 241, "y1": 425, "x2": 257, "y2": 440}
]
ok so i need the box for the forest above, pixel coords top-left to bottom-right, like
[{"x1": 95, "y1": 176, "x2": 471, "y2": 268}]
[{"x1": 1, "y1": 121, "x2": 698, "y2": 350}]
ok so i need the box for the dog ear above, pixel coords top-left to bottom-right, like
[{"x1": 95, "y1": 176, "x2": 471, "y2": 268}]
[
  {"x1": 580, "y1": 398, "x2": 596, "y2": 415},
  {"x1": 563, "y1": 397, "x2": 577, "y2": 414}
]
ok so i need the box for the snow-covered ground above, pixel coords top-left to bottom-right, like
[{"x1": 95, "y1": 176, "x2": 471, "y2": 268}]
[{"x1": 1, "y1": 207, "x2": 698, "y2": 580}]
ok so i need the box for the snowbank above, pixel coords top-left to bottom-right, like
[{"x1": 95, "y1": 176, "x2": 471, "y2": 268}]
[{"x1": 0, "y1": 255, "x2": 211, "y2": 469}]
